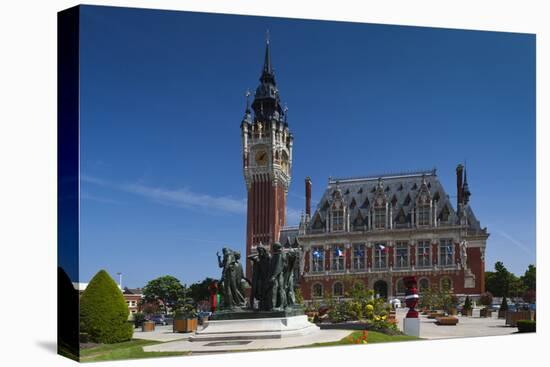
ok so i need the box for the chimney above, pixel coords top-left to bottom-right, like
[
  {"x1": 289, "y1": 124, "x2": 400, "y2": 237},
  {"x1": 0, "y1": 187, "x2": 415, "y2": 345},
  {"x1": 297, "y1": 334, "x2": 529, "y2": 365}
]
[
  {"x1": 456, "y1": 164, "x2": 464, "y2": 211},
  {"x1": 305, "y1": 177, "x2": 312, "y2": 218}
]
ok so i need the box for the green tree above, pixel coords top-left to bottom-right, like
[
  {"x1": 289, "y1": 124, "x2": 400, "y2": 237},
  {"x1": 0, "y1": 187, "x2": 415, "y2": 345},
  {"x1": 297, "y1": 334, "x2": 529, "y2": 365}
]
[
  {"x1": 80, "y1": 270, "x2": 133, "y2": 344},
  {"x1": 485, "y1": 262, "x2": 515, "y2": 297},
  {"x1": 142, "y1": 275, "x2": 186, "y2": 313},
  {"x1": 521, "y1": 264, "x2": 536, "y2": 291},
  {"x1": 188, "y1": 277, "x2": 217, "y2": 305}
]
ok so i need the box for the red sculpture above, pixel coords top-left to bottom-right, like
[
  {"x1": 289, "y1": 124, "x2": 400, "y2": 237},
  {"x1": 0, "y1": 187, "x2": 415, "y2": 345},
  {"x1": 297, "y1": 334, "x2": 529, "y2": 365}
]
[
  {"x1": 208, "y1": 281, "x2": 219, "y2": 313},
  {"x1": 403, "y1": 276, "x2": 419, "y2": 318}
]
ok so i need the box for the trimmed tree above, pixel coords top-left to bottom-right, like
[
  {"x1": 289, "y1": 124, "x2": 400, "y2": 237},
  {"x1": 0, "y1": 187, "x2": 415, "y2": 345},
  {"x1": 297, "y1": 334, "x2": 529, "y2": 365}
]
[{"x1": 80, "y1": 270, "x2": 133, "y2": 344}]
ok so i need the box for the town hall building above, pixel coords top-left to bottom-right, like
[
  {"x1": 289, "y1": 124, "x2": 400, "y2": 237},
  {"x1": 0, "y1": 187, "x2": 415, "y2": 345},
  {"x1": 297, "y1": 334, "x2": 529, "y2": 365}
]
[{"x1": 241, "y1": 38, "x2": 489, "y2": 303}]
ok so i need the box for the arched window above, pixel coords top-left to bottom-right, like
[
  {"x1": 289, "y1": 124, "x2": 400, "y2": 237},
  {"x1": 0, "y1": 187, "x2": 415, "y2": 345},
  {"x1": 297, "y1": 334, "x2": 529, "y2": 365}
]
[
  {"x1": 440, "y1": 277, "x2": 453, "y2": 291},
  {"x1": 418, "y1": 278, "x2": 430, "y2": 292},
  {"x1": 312, "y1": 283, "x2": 323, "y2": 298},
  {"x1": 333, "y1": 282, "x2": 344, "y2": 297},
  {"x1": 396, "y1": 278, "x2": 406, "y2": 295}
]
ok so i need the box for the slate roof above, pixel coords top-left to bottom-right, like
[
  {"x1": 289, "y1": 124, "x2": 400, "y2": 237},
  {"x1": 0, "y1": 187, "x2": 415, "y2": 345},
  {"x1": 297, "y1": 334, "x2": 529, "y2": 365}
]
[{"x1": 305, "y1": 169, "x2": 482, "y2": 232}]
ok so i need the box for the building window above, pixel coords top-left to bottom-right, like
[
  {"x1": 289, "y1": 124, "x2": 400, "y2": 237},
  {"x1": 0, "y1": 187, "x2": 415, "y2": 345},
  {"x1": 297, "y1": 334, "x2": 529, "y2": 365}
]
[
  {"x1": 396, "y1": 278, "x2": 406, "y2": 296},
  {"x1": 353, "y1": 243, "x2": 366, "y2": 270},
  {"x1": 417, "y1": 240, "x2": 431, "y2": 268},
  {"x1": 312, "y1": 283, "x2": 323, "y2": 298},
  {"x1": 374, "y1": 207, "x2": 386, "y2": 229},
  {"x1": 331, "y1": 245, "x2": 345, "y2": 272},
  {"x1": 439, "y1": 239, "x2": 454, "y2": 266},
  {"x1": 333, "y1": 282, "x2": 344, "y2": 297},
  {"x1": 332, "y1": 206, "x2": 344, "y2": 231},
  {"x1": 374, "y1": 243, "x2": 387, "y2": 269},
  {"x1": 394, "y1": 242, "x2": 409, "y2": 269},
  {"x1": 311, "y1": 246, "x2": 325, "y2": 273},
  {"x1": 418, "y1": 204, "x2": 430, "y2": 226},
  {"x1": 418, "y1": 278, "x2": 430, "y2": 292},
  {"x1": 440, "y1": 277, "x2": 452, "y2": 291}
]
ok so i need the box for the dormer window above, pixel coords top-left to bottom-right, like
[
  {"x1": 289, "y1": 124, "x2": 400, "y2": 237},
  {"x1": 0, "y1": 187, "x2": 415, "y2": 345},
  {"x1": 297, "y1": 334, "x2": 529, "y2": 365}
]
[
  {"x1": 418, "y1": 203, "x2": 430, "y2": 226},
  {"x1": 374, "y1": 206, "x2": 386, "y2": 229},
  {"x1": 332, "y1": 204, "x2": 344, "y2": 231}
]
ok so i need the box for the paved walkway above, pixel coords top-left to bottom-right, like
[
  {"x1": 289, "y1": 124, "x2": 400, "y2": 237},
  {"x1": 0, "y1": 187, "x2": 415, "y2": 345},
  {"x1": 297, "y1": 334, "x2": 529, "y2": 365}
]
[
  {"x1": 395, "y1": 308, "x2": 518, "y2": 339},
  {"x1": 133, "y1": 325, "x2": 193, "y2": 342},
  {"x1": 142, "y1": 329, "x2": 350, "y2": 353}
]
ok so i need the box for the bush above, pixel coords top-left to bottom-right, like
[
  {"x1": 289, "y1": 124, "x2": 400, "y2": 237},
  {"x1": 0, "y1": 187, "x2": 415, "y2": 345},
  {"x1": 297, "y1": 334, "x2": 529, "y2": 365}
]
[
  {"x1": 516, "y1": 320, "x2": 536, "y2": 333},
  {"x1": 463, "y1": 296, "x2": 472, "y2": 311},
  {"x1": 133, "y1": 312, "x2": 145, "y2": 328},
  {"x1": 479, "y1": 292, "x2": 493, "y2": 306},
  {"x1": 80, "y1": 270, "x2": 133, "y2": 344}
]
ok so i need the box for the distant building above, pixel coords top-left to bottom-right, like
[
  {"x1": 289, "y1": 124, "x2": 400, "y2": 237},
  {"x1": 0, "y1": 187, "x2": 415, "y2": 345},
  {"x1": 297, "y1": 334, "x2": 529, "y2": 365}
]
[
  {"x1": 122, "y1": 287, "x2": 143, "y2": 316},
  {"x1": 241, "y1": 38, "x2": 489, "y2": 303},
  {"x1": 73, "y1": 282, "x2": 143, "y2": 317}
]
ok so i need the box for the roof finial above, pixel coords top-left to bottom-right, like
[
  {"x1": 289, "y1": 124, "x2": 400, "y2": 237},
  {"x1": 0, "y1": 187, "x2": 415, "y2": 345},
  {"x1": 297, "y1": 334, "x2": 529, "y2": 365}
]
[
  {"x1": 245, "y1": 89, "x2": 251, "y2": 113},
  {"x1": 266, "y1": 29, "x2": 270, "y2": 45}
]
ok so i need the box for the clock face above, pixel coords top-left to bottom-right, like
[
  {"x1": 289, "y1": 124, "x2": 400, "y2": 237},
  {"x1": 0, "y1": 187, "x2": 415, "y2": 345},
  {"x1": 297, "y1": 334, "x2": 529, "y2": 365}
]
[{"x1": 255, "y1": 150, "x2": 268, "y2": 166}]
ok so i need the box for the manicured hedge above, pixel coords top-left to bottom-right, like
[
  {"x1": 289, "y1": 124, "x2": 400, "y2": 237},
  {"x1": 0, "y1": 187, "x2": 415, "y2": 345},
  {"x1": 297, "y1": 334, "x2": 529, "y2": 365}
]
[
  {"x1": 516, "y1": 320, "x2": 536, "y2": 333},
  {"x1": 80, "y1": 270, "x2": 133, "y2": 343}
]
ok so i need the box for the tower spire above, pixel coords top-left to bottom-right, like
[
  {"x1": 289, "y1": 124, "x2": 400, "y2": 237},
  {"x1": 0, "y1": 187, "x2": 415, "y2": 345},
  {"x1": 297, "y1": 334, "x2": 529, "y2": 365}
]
[
  {"x1": 261, "y1": 30, "x2": 274, "y2": 82},
  {"x1": 252, "y1": 32, "x2": 283, "y2": 122}
]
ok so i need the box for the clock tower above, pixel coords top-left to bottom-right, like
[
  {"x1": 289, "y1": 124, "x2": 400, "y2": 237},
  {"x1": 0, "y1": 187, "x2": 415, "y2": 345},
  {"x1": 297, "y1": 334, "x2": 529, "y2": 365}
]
[{"x1": 241, "y1": 37, "x2": 293, "y2": 278}]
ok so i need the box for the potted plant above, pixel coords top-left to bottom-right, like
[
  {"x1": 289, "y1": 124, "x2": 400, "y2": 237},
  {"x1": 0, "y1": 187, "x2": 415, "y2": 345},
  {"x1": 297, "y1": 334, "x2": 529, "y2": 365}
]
[
  {"x1": 173, "y1": 304, "x2": 198, "y2": 333},
  {"x1": 462, "y1": 296, "x2": 473, "y2": 316},
  {"x1": 133, "y1": 312, "x2": 146, "y2": 328},
  {"x1": 447, "y1": 295, "x2": 459, "y2": 316},
  {"x1": 479, "y1": 292, "x2": 493, "y2": 317},
  {"x1": 498, "y1": 297, "x2": 508, "y2": 319}
]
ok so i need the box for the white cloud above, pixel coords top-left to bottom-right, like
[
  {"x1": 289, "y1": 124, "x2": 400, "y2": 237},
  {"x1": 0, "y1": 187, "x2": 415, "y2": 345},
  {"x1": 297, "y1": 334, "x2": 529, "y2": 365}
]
[{"x1": 82, "y1": 175, "x2": 246, "y2": 214}]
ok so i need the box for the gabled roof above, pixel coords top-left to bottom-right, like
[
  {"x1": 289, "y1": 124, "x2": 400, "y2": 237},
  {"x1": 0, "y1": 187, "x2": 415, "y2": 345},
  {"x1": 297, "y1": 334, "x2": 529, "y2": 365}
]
[{"x1": 306, "y1": 169, "x2": 482, "y2": 231}]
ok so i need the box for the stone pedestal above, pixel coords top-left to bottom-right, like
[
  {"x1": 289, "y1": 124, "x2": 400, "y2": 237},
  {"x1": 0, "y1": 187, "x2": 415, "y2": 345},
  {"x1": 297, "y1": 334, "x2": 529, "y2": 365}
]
[
  {"x1": 403, "y1": 317, "x2": 420, "y2": 337},
  {"x1": 190, "y1": 314, "x2": 319, "y2": 341}
]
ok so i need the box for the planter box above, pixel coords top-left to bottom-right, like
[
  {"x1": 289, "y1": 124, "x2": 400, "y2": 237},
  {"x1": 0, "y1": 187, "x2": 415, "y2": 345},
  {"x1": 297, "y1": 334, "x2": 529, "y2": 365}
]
[
  {"x1": 173, "y1": 318, "x2": 198, "y2": 333},
  {"x1": 428, "y1": 312, "x2": 445, "y2": 319},
  {"x1": 480, "y1": 308, "x2": 492, "y2": 318},
  {"x1": 462, "y1": 309, "x2": 473, "y2": 316},
  {"x1": 436, "y1": 316, "x2": 459, "y2": 325},
  {"x1": 505, "y1": 311, "x2": 535, "y2": 327},
  {"x1": 142, "y1": 321, "x2": 155, "y2": 332}
]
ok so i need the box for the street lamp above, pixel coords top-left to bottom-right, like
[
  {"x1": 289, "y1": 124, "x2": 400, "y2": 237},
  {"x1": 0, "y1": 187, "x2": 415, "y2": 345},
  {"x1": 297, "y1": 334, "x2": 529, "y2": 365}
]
[{"x1": 116, "y1": 272, "x2": 122, "y2": 290}]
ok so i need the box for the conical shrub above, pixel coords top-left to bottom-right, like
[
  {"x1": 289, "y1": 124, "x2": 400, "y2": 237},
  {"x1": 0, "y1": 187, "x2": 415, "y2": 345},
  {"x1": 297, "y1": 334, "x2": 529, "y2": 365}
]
[{"x1": 80, "y1": 270, "x2": 133, "y2": 343}]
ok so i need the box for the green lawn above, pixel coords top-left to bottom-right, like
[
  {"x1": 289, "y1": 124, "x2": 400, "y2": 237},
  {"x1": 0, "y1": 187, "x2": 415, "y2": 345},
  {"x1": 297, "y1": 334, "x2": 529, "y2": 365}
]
[
  {"x1": 79, "y1": 339, "x2": 189, "y2": 362},
  {"x1": 78, "y1": 331, "x2": 419, "y2": 362},
  {"x1": 306, "y1": 330, "x2": 420, "y2": 348}
]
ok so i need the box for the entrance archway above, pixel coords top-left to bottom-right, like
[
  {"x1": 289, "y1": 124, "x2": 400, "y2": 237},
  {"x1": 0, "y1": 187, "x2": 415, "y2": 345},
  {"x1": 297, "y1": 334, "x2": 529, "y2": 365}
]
[{"x1": 373, "y1": 280, "x2": 388, "y2": 300}]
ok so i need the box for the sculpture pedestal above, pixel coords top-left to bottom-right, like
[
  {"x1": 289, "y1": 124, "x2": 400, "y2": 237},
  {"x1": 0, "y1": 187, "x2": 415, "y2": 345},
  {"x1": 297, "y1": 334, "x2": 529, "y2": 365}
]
[
  {"x1": 403, "y1": 317, "x2": 420, "y2": 337},
  {"x1": 190, "y1": 314, "x2": 319, "y2": 341}
]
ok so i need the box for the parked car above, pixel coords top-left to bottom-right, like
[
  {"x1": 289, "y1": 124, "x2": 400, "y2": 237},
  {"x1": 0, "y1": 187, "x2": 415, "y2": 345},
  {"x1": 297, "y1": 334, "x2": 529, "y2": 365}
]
[
  {"x1": 150, "y1": 314, "x2": 168, "y2": 325},
  {"x1": 489, "y1": 304, "x2": 501, "y2": 312}
]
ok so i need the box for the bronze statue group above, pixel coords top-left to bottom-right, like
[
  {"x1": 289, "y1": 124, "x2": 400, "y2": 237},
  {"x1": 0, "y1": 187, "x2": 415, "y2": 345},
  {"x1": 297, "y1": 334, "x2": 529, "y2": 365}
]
[{"x1": 217, "y1": 242, "x2": 300, "y2": 312}]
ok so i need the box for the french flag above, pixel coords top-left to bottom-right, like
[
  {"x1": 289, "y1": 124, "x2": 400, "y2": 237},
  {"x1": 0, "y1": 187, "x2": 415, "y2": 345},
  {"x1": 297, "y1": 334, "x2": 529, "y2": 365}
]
[
  {"x1": 313, "y1": 249, "x2": 322, "y2": 259},
  {"x1": 334, "y1": 247, "x2": 344, "y2": 257},
  {"x1": 376, "y1": 244, "x2": 387, "y2": 253}
]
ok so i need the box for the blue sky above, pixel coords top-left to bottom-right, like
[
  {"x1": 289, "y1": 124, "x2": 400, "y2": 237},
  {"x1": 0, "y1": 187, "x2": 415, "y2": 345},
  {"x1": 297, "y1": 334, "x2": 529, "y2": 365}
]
[{"x1": 78, "y1": 5, "x2": 535, "y2": 287}]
